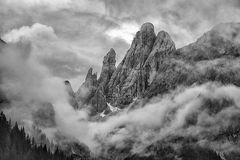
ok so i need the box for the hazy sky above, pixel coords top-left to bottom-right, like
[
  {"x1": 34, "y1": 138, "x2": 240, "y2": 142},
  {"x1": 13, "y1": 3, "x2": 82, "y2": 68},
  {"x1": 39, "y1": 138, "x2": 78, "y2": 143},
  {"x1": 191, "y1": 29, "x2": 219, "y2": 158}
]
[{"x1": 1, "y1": 0, "x2": 240, "y2": 90}]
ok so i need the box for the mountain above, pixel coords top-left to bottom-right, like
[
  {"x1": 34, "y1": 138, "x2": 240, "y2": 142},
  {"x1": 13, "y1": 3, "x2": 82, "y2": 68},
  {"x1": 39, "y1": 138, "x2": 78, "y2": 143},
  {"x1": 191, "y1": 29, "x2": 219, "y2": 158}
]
[
  {"x1": 176, "y1": 23, "x2": 240, "y2": 60},
  {"x1": 2, "y1": 21, "x2": 240, "y2": 159},
  {"x1": 71, "y1": 23, "x2": 177, "y2": 114},
  {"x1": 63, "y1": 22, "x2": 240, "y2": 159},
  {"x1": 70, "y1": 22, "x2": 240, "y2": 116}
]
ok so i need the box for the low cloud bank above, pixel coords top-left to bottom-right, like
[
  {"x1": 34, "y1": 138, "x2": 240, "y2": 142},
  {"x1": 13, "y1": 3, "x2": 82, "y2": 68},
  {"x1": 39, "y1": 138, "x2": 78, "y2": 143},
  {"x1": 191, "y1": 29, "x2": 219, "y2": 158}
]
[{"x1": 1, "y1": 38, "x2": 240, "y2": 156}]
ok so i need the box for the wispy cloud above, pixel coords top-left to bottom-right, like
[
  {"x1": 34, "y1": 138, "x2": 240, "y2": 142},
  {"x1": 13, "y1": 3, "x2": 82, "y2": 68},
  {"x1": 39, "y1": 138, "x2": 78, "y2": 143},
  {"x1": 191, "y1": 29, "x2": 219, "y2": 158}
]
[{"x1": 105, "y1": 22, "x2": 139, "y2": 44}]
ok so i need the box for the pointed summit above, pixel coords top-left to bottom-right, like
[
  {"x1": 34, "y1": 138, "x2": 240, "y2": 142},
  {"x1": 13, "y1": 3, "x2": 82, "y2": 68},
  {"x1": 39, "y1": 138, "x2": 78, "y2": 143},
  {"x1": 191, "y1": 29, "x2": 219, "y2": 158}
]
[
  {"x1": 86, "y1": 68, "x2": 93, "y2": 80},
  {"x1": 102, "y1": 48, "x2": 116, "y2": 67},
  {"x1": 145, "y1": 31, "x2": 176, "y2": 72},
  {"x1": 107, "y1": 23, "x2": 156, "y2": 106},
  {"x1": 140, "y1": 22, "x2": 154, "y2": 33},
  {"x1": 84, "y1": 67, "x2": 97, "y2": 87},
  {"x1": 138, "y1": 22, "x2": 156, "y2": 47},
  {"x1": 98, "y1": 48, "x2": 116, "y2": 94}
]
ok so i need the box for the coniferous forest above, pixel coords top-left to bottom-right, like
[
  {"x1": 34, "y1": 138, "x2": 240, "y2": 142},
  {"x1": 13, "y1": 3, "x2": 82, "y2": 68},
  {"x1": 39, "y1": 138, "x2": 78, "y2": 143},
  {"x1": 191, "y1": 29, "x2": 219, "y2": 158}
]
[{"x1": 0, "y1": 112, "x2": 72, "y2": 160}]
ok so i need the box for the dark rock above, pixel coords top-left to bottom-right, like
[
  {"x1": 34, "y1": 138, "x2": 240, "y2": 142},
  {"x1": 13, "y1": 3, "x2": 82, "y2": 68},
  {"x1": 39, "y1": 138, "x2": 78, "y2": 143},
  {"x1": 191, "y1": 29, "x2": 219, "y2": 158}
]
[
  {"x1": 64, "y1": 80, "x2": 79, "y2": 109},
  {"x1": 73, "y1": 22, "x2": 240, "y2": 114},
  {"x1": 107, "y1": 22, "x2": 156, "y2": 106},
  {"x1": 88, "y1": 88, "x2": 107, "y2": 115},
  {"x1": 75, "y1": 68, "x2": 98, "y2": 106},
  {"x1": 98, "y1": 48, "x2": 116, "y2": 95}
]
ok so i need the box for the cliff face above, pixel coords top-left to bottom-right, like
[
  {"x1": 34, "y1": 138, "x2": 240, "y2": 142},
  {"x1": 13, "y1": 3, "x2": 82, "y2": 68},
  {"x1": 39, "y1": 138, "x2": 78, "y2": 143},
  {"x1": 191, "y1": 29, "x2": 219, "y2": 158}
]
[
  {"x1": 70, "y1": 22, "x2": 240, "y2": 116},
  {"x1": 72, "y1": 22, "x2": 176, "y2": 114}
]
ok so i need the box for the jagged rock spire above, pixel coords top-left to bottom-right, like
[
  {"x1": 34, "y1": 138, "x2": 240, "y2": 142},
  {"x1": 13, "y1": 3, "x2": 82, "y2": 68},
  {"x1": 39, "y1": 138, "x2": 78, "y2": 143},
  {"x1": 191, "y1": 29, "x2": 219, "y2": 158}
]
[
  {"x1": 64, "y1": 80, "x2": 79, "y2": 109},
  {"x1": 98, "y1": 48, "x2": 116, "y2": 94},
  {"x1": 75, "y1": 22, "x2": 176, "y2": 112},
  {"x1": 107, "y1": 22, "x2": 159, "y2": 106},
  {"x1": 144, "y1": 31, "x2": 176, "y2": 78},
  {"x1": 122, "y1": 22, "x2": 156, "y2": 70}
]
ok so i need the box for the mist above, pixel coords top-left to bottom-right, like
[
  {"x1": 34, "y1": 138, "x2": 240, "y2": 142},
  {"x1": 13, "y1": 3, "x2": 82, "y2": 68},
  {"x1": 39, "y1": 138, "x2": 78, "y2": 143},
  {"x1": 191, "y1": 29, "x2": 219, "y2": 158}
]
[{"x1": 1, "y1": 23, "x2": 240, "y2": 158}]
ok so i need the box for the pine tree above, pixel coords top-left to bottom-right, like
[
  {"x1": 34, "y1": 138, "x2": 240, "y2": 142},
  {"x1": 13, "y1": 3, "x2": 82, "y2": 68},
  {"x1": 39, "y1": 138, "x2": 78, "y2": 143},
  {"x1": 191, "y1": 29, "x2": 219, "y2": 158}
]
[{"x1": 0, "y1": 112, "x2": 72, "y2": 160}]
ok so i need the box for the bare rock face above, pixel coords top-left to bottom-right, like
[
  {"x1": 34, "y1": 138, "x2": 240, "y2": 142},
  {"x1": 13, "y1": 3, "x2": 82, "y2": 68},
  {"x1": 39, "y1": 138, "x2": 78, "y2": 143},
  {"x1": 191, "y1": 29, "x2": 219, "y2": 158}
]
[
  {"x1": 98, "y1": 48, "x2": 116, "y2": 94},
  {"x1": 88, "y1": 88, "x2": 107, "y2": 115},
  {"x1": 74, "y1": 23, "x2": 240, "y2": 114},
  {"x1": 75, "y1": 68, "x2": 98, "y2": 106},
  {"x1": 74, "y1": 22, "x2": 177, "y2": 112},
  {"x1": 144, "y1": 31, "x2": 176, "y2": 84},
  {"x1": 107, "y1": 22, "x2": 156, "y2": 107},
  {"x1": 64, "y1": 80, "x2": 79, "y2": 109},
  {"x1": 75, "y1": 49, "x2": 116, "y2": 114},
  {"x1": 84, "y1": 48, "x2": 117, "y2": 115}
]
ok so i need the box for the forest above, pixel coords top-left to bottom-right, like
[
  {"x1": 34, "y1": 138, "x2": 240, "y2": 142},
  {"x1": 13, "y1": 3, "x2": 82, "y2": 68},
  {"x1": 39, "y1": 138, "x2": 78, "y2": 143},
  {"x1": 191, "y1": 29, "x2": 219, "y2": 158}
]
[{"x1": 0, "y1": 112, "x2": 72, "y2": 160}]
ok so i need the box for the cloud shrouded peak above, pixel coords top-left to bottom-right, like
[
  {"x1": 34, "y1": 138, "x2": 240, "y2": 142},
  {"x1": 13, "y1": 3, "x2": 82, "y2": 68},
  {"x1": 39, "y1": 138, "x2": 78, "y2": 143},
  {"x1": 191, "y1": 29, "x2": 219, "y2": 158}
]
[{"x1": 2, "y1": 0, "x2": 240, "y2": 159}]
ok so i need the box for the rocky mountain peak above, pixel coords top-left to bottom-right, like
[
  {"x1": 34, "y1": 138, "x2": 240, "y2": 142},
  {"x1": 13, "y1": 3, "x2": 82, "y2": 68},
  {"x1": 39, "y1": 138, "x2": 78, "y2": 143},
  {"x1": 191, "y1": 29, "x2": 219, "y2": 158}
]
[
  {"x1": 102, "y1": 48, "x2": 116, "y2": 67},
  {"x1": 153, "y1": 31, "x2": 176, "y2": 55},
  {"x1": 86, "y1": 68, "x2": 93, "y2": 80},
  {"x1": 98, "y1": 48, "x2": 116, "y2": 94},
  {"x1": 140, "y1": 22, "x2": 155, "y2": 33},
  {"x1": 138, "y1": 22, "x2": 156, "y2": 47},
  {"x1": 144, "y1": 30, "x2": 176, "y2": 84},
  {"x1": 177, "y1": 23, "x2": 240, "y2": 61},
  {"x1": 74, "y1": 49, "x2": 117, "y2": 113},
  {"x1": 70, "y1": 22, "x2": 240, "y2": 115},
  {"x1": 106, "y1": 23, "x2": 175, "y2": 107},
  {"x1": 84, "y1": 68, "x2": 97, "y2": 86}
]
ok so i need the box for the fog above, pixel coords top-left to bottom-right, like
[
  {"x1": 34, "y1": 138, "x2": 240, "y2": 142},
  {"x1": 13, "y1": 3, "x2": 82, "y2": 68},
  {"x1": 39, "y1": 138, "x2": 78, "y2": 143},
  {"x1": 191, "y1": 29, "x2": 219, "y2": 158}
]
[{"x1": 1, "y1": 40, "x2": 240, "y2": 155}]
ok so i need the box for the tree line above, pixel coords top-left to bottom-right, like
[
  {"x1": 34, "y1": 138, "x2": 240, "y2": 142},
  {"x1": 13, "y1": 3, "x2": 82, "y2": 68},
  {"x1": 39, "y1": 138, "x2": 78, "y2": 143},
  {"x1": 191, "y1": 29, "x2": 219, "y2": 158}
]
[{"x1": 0, "y1": 111, "x2": 73, "y2": 160}]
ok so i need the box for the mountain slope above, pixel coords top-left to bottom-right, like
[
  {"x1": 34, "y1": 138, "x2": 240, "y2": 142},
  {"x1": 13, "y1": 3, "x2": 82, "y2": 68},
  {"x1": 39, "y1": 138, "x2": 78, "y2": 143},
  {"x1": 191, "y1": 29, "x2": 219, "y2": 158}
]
[{"x1": 71, "y1": 22, "x2": 240, "y2": 116}]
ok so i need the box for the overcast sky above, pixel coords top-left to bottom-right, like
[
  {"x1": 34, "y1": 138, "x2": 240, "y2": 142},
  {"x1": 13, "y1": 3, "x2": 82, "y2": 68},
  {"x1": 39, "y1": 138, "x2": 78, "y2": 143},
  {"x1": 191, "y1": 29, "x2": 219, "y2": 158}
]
[{"x1": 1, "y1": 0, "x2": 240, "y2": 90}]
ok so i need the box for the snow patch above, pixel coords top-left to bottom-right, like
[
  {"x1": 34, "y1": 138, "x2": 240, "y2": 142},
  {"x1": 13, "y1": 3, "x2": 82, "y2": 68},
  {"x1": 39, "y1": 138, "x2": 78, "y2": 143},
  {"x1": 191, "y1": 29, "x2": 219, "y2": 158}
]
[
  {"x1": 107, "y1": 103, "x2": 121, "y2": 112},
  {"x1": 100, "y1": 110, "x2": 106, "y2": 117}
]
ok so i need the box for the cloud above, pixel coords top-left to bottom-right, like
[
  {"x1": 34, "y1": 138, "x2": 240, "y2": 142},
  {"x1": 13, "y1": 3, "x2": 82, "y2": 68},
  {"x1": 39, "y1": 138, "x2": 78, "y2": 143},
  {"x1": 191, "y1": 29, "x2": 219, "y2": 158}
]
[
  {"x1": 1, "y1": 0, "x2": 240, "y2": 155},
  {"x1": 4, "y1": 0, "x2": 106, "y2": 14},
  {"x1": 2, "y1": 23, "x2": 95, "y2": 80},
  {"x1": 105, "y1": 22, "x2": 139, "y2": 44},
  {"x1": 3, "y1": 23, "x2": 57, "y2": 43},
  {"x1": 2, "y1": 41, "x2": 240, "y2": 154}
]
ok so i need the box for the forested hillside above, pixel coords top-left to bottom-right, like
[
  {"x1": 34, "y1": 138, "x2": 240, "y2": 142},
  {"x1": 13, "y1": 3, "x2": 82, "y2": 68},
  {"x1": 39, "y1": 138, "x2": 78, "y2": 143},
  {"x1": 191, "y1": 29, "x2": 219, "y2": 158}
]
[{"x1": 0, "y1": 112, "x2": 72, "y2": 160}]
